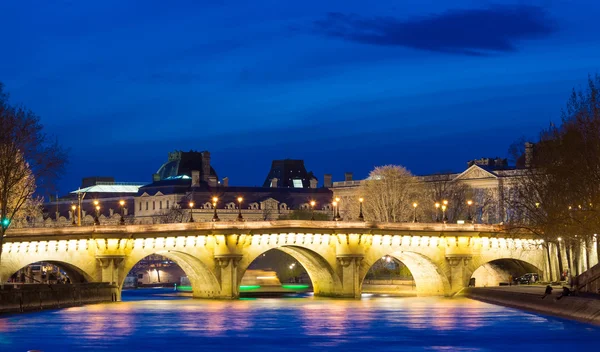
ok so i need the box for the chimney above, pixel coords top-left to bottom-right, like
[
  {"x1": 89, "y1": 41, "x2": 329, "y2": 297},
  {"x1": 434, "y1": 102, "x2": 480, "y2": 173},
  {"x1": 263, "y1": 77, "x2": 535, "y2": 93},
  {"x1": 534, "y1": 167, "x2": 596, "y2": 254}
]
[
  {"x1": 208, "y1": 175, "x2": 217, "y2": 187},
  {"x1": 271, "y1": 177, "x2": 278, "y2": 188},
  {"x1": 525, "y1": 142, "x2": 534, "y2": 168},
  {"x1": 310, "y1": 178, "x2": 318, "y2": 188},
  {"x1": 191, "y1": 170, "x2": 200, "y2": 187},
  {"x1": 344, "y1": 172, "x2": 353, "y2": 182},
  {"x1": 201, "y1": 151, "x2": 211, "y2": 183},
  {"x1": 153, "y1": 173, "x2": 160, "y2": 182},
  {"x1": 222, "y1": 177, "x2": 229, "y2": 187},
  {"x1": 324, "y1": 174, "x2": 332, "y2": 188}
]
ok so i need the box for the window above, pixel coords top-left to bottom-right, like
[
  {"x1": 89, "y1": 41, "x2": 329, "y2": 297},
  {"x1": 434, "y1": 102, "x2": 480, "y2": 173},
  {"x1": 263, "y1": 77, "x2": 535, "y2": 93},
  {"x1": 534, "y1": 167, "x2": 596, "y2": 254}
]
[
  {"x1": 138, "y1": 274, "x2": 144, "y2": 279},
  {"x1": 139, "y1": 202, "x2": 141, "y2": 211},
  {"x1": 146, "y1": 202, "x2": 148, "y2": 210},
  {"x1": 160, "y1": 201, "x2": 162, "y2": 209},
  {"x1": 153, "y1": 201, "x2": 155, "y2": 210},
  {"x1": 167, "y1": 200, "x2": 169, "y2": 209},
  {"x1": 292, "y1": 179, "x2": 303, "y2": 188}
]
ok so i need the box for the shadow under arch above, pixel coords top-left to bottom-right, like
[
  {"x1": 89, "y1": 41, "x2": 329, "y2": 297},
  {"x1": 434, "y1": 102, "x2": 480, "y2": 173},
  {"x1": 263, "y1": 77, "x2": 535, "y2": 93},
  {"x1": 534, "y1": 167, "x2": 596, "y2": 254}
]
[
  {"x1": 120, "y1": 250, "x2": 221, "y2": 299},
  {"x1": 362, "y1": 251, "x2": 450, "y2": 296},
  {"x1": 240, "y1": 245, "x2": 343, "y2": 297},
  {"x1": 3, "y1": 260, "x2": 94, "y2": 284},
  {"x1": 470, "y1": 258, "x2": 542, "y2": 287}
]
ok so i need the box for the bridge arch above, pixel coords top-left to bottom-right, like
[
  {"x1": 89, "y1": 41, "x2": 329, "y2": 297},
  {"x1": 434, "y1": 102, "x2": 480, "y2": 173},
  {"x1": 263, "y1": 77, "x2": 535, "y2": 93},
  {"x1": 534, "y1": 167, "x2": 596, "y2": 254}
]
[
  {"x1": 361, "y1": 251, "x2": 450, "y2": 296},
  {"x1": 121, "y1": 250, "x2": 220, "y2": 299},
  {"x1": 469, "y1": 258, "x2": 543, "y2": 287},
  {"x1": 239, "y1": 245, "x2": 343, "y2": 297},
  {"x1": 1, "y1": 259, "x2": 94, "y2": 284}
]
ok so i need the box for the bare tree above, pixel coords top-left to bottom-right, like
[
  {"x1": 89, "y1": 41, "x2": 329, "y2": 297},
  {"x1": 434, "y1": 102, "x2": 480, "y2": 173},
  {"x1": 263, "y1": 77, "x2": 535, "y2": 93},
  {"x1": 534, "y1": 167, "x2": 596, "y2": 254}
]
[
  {"x1": 420, "y1": 173, "x2": 472, "y2": 222},
  {"x1": 505, "y1": 75, "x2": 600, "y2": 278},
  {"x1": 0, "y1": 83, "x2": 67, "y2": 262},
  {"x1": 357, "y1": 165, "x2": 420, "y2": 222},
  {"x1": 153, "y1": 206, "x2": 185, "y2": 224}
]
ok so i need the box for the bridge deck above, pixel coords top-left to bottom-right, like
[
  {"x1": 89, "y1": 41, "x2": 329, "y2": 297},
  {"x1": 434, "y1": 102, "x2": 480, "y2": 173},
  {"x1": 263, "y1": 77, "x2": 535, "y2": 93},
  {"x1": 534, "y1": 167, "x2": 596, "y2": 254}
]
[{"x1": 4, "y1": 221, "x2": 514, "y2": 241}]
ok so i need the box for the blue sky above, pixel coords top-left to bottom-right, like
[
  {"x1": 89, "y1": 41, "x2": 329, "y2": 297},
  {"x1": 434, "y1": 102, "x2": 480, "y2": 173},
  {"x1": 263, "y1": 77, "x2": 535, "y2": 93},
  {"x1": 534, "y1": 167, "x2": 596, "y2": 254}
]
[{"x1": 1, "y1": 0, "x2": 599, "y2": 194}]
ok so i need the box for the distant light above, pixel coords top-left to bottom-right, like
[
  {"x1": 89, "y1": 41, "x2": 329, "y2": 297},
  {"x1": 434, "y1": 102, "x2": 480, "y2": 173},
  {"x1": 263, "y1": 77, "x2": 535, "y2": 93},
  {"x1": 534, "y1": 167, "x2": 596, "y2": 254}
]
[{"x1": 457, "y1": 220, "x2": 465, "y2": 224}]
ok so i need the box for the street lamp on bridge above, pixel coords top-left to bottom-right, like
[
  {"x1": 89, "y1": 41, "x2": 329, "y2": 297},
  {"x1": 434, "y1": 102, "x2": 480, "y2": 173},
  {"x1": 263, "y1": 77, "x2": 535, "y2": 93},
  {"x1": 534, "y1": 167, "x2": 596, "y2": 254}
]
[
  {"x1": 93, "y1": 200, "x2": 100, "y2": 225},
  {"x1": 119, "y1": 200, "x2": 126, "y2": 225},
  {"x1": 412, "y1": 202, "x2": 418, "y2": 223},
  {"x1": 434, "y1": 202, "x2": 440, "y2": 222},
  {"x1": 442, "y1": 200, "x2": 448, "y2": 223},
  {"x1": 212, "y1": 197, "x2": 220, "y2": 222},
  {"x1": 188, "y1": 201, "x2": 195, "y2": 223},
  {"x1": 358, "y1": 197, "x2": 364, "y2": 221},
  {"x1": 334, "y1": 197, "x2": 341, "y2": 221},
  {"x1": 71, "y1": 204, "x2": 76, "y2": 226},
  {"x1": 310, "y1": 200, "x2": 316, "y2": 220},
  {"x1": 237, "y1": 197, "x2": 244, "y2": 222},
  {"x1": 467, "y1": 200, "x2": 473, "y2": 223}
]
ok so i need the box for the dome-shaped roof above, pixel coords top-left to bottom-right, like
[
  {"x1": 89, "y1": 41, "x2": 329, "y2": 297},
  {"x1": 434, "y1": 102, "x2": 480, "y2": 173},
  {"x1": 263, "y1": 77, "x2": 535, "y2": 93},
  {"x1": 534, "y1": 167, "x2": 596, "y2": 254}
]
[{"x1": 156, "y1": 150, "x2": 217, "y2": 181}]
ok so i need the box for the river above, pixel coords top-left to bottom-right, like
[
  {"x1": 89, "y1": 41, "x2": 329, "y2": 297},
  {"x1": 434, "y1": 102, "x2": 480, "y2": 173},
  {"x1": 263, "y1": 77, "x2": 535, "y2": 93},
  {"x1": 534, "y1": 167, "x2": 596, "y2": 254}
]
[{"x1": 0, "y1": 288, "x2": 598, "y2": 351}]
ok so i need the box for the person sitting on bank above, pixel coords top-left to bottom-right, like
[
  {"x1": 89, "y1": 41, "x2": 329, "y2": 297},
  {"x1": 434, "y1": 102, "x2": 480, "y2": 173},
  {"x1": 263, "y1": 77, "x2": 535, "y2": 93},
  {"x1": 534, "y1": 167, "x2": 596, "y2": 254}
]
[
  {"x1": 555, "y1": 286, "x2": 571, "y2": 301},
  {"x1": 541, "y1": 285, "x2": 553, "y2": 299}
]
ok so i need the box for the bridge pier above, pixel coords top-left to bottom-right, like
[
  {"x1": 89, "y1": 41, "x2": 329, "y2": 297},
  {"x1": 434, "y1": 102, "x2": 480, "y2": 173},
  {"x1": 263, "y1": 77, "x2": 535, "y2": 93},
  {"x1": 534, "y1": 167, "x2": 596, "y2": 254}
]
[
  {"x1": 336, "y1": 254, "x2": 363, "y2": 299},
  {"x1": 96, "y1": 255, "x2": 125, "y2": 301},
  {"x1": 215, "y1": 254, "x2": 243, "y2": 299},
  {"x1": 446, "y1": 255, "x2": 472, "y2": 295}
]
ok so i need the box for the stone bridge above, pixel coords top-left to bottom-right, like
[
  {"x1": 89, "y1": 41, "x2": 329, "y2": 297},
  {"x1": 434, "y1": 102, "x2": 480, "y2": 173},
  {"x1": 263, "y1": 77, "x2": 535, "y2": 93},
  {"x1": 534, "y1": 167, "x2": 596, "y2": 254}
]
[{"x1": 0, "y1": 221, "x2": 547, "y2": 300}]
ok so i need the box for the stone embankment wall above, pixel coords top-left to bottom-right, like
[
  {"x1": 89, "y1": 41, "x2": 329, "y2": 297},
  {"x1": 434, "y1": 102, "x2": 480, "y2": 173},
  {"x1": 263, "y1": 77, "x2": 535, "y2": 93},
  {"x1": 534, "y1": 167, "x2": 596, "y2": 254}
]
[
  {"x1": 577, "y1": 263, "x2": 600, "y2": 295},
  {"x1": 464, "y1": 287, "x2": 600, "y2": 326},
  {"x1": 0, "y1": 283, "x2": 118, "y2": 313}
]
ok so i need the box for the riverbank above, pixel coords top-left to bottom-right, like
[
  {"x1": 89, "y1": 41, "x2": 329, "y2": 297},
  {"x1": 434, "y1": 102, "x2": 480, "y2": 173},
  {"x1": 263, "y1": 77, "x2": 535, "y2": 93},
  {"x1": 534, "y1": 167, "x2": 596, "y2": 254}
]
[
  {"x1": 0, "y1": 283, "x2": 118, "y2": 313},
  {"x1": 464, "y1": 286, "x2": 600, "y2": 326}
]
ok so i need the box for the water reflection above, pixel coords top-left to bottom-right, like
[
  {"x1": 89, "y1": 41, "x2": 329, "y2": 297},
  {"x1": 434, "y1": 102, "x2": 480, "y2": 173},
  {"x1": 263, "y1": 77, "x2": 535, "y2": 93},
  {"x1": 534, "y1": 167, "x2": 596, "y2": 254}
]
[{"x1": 0, "y1": 289, "x2": 598, "y2": 352}]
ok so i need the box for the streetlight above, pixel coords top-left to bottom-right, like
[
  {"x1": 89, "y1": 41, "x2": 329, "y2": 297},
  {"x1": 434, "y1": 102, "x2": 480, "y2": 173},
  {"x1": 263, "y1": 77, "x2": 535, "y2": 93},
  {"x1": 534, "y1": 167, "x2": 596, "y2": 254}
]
[
  {"x1": 93, "y1": 200, "x2": 100, "y2": 225},
  {"x1": 442, "y1": 200, "x2": 448, "y2": 223},
  {"x1": 467, "y1": 200, "x2": 473, "y2": 223},
  {"x1": 412, "y1": 202, "x2": 418, "y2": 223},
  {"x1": 188, "y1": 201, "x2": 195, "y2": 222},
  {"x1": 212, "y1": 197, "x2": 220, "y2": 222},
  {"x1": 119, "y1": 200, "x2": 126, "y2": 225},
  {"x1": 237, "y1": 197, "x2": 244, "y2": 222},
  {"x1": 71, "y1": 204, "x2": 77, "y2": 226},
  {"x1": 434, "y1": 202, "x2": 440, "y2": 222},
  {"x1": 75, "y1": 188, "x2": 86, "y2": 226},
  {"x1": 358, "y1": 197, "x2": 364, "y2": 221},
  {"x1": 310, "y1": 200, "x2": 316, "y2": 220},
  {"x1": 332, "y1": 201, "x2": 337, "y2": 220},
  {"x1": 334, "y1": 197, "x2": 341, "y2": 221}
]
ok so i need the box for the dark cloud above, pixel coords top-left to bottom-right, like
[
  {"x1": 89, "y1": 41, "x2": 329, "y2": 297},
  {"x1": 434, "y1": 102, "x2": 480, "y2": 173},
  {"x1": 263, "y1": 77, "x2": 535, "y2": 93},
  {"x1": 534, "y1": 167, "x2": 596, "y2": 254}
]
[{"x1": 314, "y1": 5, "x2": 557, "y2": 55}]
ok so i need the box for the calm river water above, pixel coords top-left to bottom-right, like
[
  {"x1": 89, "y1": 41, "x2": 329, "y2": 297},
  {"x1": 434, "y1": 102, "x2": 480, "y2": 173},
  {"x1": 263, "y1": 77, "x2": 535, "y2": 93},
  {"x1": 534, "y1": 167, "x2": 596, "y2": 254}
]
[{"x1": 0, "y1": 289, "x2": 598, "y2": 351}]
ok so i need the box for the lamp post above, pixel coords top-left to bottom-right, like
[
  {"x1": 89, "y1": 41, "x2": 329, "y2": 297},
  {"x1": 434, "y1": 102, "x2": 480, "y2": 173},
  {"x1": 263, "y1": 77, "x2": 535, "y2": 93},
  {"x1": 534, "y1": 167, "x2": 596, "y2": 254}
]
[
  {"x1": 412, "y1": 202, "x2": 418, "y2": 223},
  {"x1": 119, "y1": 200, "x2": 126, "y2": 225},
  {"x1": 442, "y1": 200, "x2": 448, "y2": 223},
  {"x1": 212, "y1": 197, "x2": 220, "y2": 222},
  {"x1": 237, "y1": 197, "x2": 244, "y2": 221},
  {"x1": 71, "y1": 204, "x2": 77, "y2": 225},
  {"x1": 467, "y1": 200, "x2": 473, "y2": 223},
  {"x1": 93, "y1": 200, "x2": 100, "y2": 225},
  {"x1": 358, "y1": 197, "x2": 364, "y2": 221},
  {"x1": 76, "y1": 188, "x2": 86, "y2": 226},
  {"x1": 310, "y1": 200, "x2": 316, "y2": 220},
  {"x1": 332, "y1": 201, "x2": 337, "y2": 221},
  {"x1": 334, "y1": 197, "x2": 341, "y2": 221},
  {"x1": 434, "y1": 202, "x2": 440, "y2": 222},
  {"x1": 189, "y1": 201, "x2": 195, "y2": 222}
]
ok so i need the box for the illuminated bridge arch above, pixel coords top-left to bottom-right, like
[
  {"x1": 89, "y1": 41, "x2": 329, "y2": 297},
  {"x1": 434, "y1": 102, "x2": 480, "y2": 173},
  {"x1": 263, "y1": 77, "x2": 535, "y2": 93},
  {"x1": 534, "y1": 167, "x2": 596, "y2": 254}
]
[
  {"x1": 121, "y1": 249, "x2": 221, "y2": 299},
  {"x1": 239, "y1": 234, "x2": 344, "y2": 297},
  {"x1": 360, "y1": 250, "x2": 450, "y2": 296}
]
